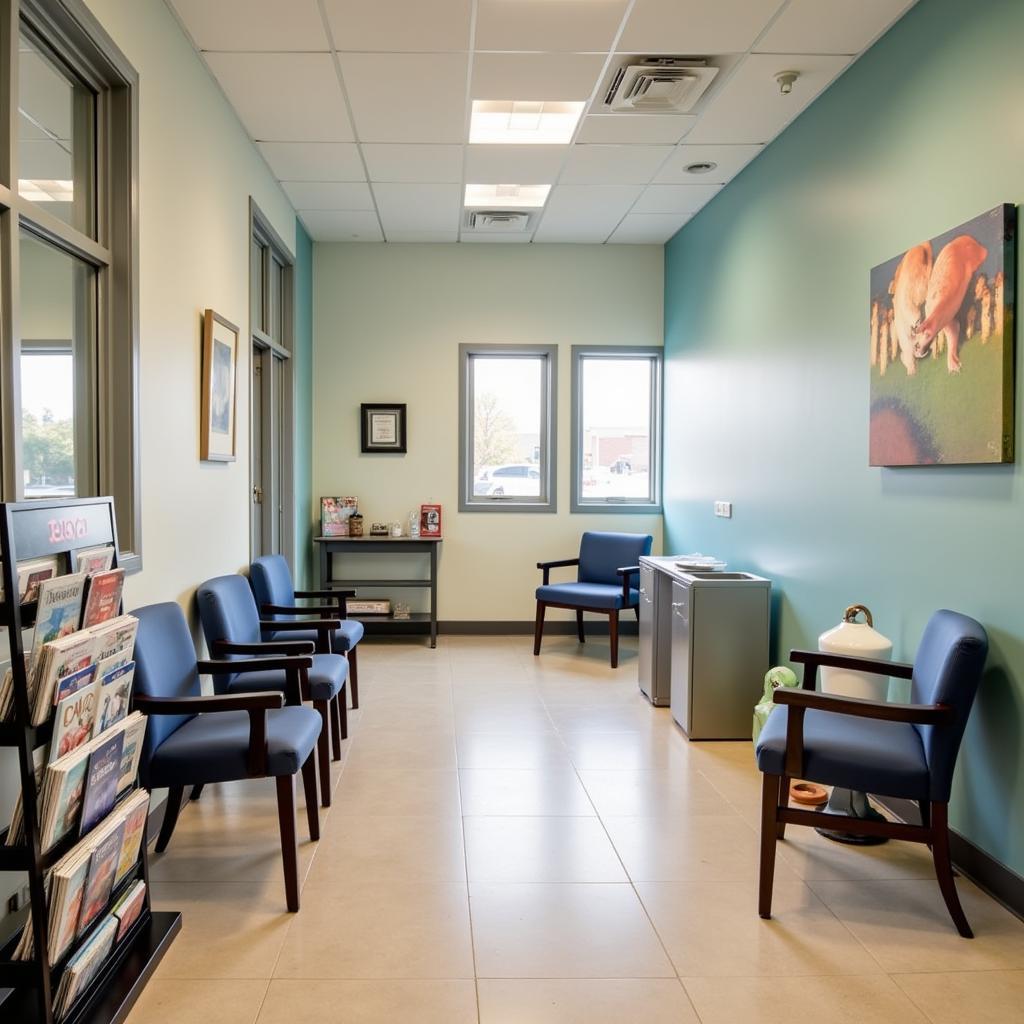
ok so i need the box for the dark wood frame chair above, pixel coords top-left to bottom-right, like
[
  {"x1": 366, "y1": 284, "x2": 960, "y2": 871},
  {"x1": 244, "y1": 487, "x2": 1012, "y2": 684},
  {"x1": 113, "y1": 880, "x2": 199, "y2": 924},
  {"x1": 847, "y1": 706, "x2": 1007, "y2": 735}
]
[
  {"x1": 759, "y1": 648, "x2": 972, "y2": 937},
  {"x1": 533, "y1": 557, "x2": 641, "y2": 669}
]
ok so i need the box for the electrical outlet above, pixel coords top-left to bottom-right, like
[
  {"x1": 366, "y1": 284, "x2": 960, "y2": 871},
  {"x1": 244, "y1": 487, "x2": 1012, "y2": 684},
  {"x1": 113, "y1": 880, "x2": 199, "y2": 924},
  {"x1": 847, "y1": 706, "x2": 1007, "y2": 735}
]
[{"x1": 714, "y1": 501, "x2": 733, "y2": 518}]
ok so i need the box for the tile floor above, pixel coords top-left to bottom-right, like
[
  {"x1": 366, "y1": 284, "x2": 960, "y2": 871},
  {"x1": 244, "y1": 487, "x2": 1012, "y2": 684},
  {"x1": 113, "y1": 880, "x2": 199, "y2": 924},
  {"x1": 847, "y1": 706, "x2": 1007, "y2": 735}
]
[{"x1": 126, "y1": 635, "x2": 1024, "y2": 1024}]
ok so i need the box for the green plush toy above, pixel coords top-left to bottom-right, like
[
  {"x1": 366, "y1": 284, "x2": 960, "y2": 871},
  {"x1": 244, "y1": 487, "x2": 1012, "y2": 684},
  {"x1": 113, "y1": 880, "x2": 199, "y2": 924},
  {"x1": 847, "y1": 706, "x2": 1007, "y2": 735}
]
[{"x1": 752, "y1": 665, "x2": 798, "y2": 743}]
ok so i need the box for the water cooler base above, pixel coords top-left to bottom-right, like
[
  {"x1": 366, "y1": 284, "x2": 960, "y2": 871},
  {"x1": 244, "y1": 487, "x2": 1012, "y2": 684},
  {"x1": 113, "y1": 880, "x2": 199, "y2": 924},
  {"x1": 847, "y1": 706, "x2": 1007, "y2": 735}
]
[{"x1": 815, "y1": 787, "x2": 890, "y2": 846}]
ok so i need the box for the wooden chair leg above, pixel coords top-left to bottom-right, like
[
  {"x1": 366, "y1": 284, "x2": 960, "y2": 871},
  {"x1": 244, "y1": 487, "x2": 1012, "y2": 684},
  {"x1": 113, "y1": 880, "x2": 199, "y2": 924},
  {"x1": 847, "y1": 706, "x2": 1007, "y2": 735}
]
[
  {"x1": 533, "y1": 602, "x2": 546, "y2": 656},
  {"x1": 190, "y1": 784, "x2": 204, "y2": 802},
  {"x1": 300, "y1": 754, "x2": 320, "y2": 842},
  {"x1": 348, "y1": 646, "x2": 359, "y2": 709},
  {"x1": 930, "y1": 802, "x2": 973, "y2": 938},
  {"x1": 276, "y1": 774, "x2": 300, "y2": 912},
  {"x1": 759, "y1": 773, "x2": 780, "y2": 919},
  {"x1": 155, "y1": 785, "x2": 185, "y2": 853},
  {"x1": 330, "y1": 694, "x2": 343, "y2": 761},
  {"x1": 576, "y1": 610, "x2": 585, "y2": 644},
  {"x1": 316, "y1": 700, "x2": 332, "y2": 807},
  {"x1": 338, "y1": 686, "x2": 348, "y2": 739},
  {"x1": 609, "y1": 609, "x2": 620, "y2": 668},
  {"x1": 777, "y1": 775, "x2": 790, "y2": 839}
]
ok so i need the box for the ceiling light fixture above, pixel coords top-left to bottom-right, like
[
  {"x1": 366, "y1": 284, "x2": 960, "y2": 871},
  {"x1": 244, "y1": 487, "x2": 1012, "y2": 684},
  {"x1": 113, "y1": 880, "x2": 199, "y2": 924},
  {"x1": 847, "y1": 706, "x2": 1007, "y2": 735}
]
[
  {"x1": 18, "y1": 178, "x2": 74, "y2": 202},
  {"x1": 464, "y1": 183, "x2": 551, "y2": 209},
  {"x1": 775, "y1": 71, "x2": 800, "y2": 96},
  {"x1": 470, "y1": 100, "x2": 585, "y2": 145},
  {"x1": 684, "y1": 161, "x2": 717, "y2": 175}
]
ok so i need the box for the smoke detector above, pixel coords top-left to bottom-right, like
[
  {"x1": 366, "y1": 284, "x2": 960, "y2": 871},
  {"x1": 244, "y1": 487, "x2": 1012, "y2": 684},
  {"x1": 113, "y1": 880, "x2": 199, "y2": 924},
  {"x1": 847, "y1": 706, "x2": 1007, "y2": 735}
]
[
  {"x1": 775, "y1": 71, "x2": 800, "y2": 95},
  {"x1": 604, "y1": 58, "x2": 719, "y2": 114},
  {"x1": 685, "y1": 161, "x2": 717, "y2": 175},
  {"x1": 464, "y1": 209, "x2": 535, "y2": 233}
]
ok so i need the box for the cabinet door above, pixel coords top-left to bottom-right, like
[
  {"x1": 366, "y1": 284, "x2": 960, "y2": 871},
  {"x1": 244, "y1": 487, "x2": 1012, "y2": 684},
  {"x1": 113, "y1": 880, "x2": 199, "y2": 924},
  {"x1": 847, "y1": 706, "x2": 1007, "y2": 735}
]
[
  {"x1": 669, "y1": 581, "x2": 692, "y2": 732},
  {"x1": 637, "y1": 565, "x2": 655, "y2": 698}
]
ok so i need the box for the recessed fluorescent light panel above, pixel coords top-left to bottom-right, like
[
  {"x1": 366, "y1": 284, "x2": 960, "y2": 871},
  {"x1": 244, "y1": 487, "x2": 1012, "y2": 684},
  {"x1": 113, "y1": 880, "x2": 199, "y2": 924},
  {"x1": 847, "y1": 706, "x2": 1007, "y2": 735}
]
[
  {"x1": 464, "y1": 183, "x2": 551, "y2": 208},
  {"x1": 470, "y1": 101, "x2": 585, "y2": 145},
  {"x1": 18, "y1": 178, "x2": 74, "y2": 202}
]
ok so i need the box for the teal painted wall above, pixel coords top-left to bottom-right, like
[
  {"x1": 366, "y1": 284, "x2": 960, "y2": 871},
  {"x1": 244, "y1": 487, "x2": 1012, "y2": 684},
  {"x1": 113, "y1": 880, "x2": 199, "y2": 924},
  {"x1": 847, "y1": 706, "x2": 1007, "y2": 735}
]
[
  {"x1": 664, "y1": 0, "x2": 1024, "y2": 876},
  {"x1": 293, "y1": 220, "x2": 314, "y2": 588}
]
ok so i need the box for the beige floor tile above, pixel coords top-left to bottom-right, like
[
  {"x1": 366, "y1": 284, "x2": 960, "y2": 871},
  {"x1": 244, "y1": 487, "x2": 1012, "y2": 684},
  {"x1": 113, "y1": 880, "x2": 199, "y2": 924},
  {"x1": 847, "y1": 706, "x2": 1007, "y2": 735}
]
[
  {"x1": 456, "y1": 731, "x2": 570, "y2": 768},
  {"x1": 464, "y1": 816, "x2": 627, "y2": 883},
  {"x1": 273, "y1": 882, "x2": 474, "y2": 979},
  {"x1": 636, "y1": 879, "x2": 883, "y2": 976},
  {"x1": 776, "y1": 828, "x2": 937, "y2": 882},
  {"x1": 477, "y1": 979, "x2": 698, "y2": 1023},
  {"x1": 256, "y1": 979, "x2": 478, "y2": 1024},
  {"x1": 470, "y1": 883, "x2": 675, "y2": 978},
  {"x1": 459, "y1": 769, "x2": 595, "y2": 816},
  {"x1": 561, "y1": 731, "x2": 689, "y2": 770},
  {"x1": 304, "y1": 814, "x2": 466, "y2": 885},
  {"x1": 892, "y1": 969, "x2": 1024, "y2": 1023},
  {"x1": 578, "y1": 769, "x2": 730, "y2": 818},
  {"x1": 345, "y1": 729, "x2": 458, "y2": 770},
  {"x1": 454, "y1": 706, "x2": 555, "y2": 734},
  {"x1": 126, "y1": 979, "x2": 269, "y2": 1024},
  {"x1": 807, "y1": 878, "x2": 1024, "y2": 972},
  {"x1": 604, "y1": 814, "x2": 786, "y2": 882},
  {"x1": 356, "y1": 703, "x2": 455, "y2": 731},
  {"x1": 548, "y1": 705, "x2": 676, "y2": 733},
  {"x1": 332, "y1": 769, "x2": 463, "y2": 817},
  {"x1": 149, "y1": 881, "x2": 295, "y2": 979},
  {"x1": 682, "y1": 974, "x2": 930, "y2": 1024}
]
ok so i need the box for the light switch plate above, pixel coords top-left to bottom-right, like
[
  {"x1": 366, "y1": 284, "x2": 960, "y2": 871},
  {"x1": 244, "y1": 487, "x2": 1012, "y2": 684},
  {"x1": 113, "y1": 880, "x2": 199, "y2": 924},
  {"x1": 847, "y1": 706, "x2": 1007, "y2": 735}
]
[{"x1": 714, "y1": 501, "x2": 732, "y2": 518}]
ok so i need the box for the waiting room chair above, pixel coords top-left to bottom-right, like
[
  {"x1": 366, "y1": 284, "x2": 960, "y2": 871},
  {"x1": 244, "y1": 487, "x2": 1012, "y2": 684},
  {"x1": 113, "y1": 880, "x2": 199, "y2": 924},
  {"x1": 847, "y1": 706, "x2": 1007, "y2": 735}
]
[
  {"x1": 251, "y1": 554, "x2": 364, "y2": 709},
  {"x1": 130, "y1": 602, "x2": 321, "y2": 912},
  {"x1": 755, "y1": 609, "x2": 988, "y2": 937},
  {"x1": 534, "y1": 531, "x2": 653, "y2": 668},
  {"x1": 197, "y1": 574, "x2": 348, "y2": 808}
]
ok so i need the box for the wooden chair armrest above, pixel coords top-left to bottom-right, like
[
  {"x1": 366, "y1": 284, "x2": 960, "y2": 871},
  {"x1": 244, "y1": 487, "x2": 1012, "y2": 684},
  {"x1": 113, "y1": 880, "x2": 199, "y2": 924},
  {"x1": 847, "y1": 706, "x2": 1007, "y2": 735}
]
[
  {"x1": 616, "y1": 565, "x2": 641, "y2": 606},
  {"x1": 198, "y1": 655, "x2": 313, "y2": 675},
  {"x1": 790, "y1": 648, "x2": 914, "y2": 691},
  {"x1": 213, "y1": 639, "x2": 315, "y2": 657},
  {"x1": 263, "y1": 603, "x2": 342, "y2": 617},
  {"x1": 294, "y1": 589, "x2": 355, "y2": 600},
  {"x1": 536, "y1": 557, "x2": 579, "y2": 585},
  {"x1": 261, "y1": 618, "x2": 341, "y2": 631}
]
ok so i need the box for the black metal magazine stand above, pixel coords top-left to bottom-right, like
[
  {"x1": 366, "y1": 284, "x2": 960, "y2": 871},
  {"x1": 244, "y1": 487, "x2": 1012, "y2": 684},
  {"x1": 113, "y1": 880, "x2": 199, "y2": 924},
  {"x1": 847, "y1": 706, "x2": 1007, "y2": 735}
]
[{"x1": 0, "y1": 497, "x2": 180, "y2": 1024}]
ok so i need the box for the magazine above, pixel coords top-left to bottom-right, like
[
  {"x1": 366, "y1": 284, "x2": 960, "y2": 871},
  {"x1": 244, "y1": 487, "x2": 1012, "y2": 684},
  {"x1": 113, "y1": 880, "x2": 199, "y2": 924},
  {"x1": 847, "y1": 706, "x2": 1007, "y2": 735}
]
[
  {"x1": 17, "y1": 556, "x2": 60, "y2": 603},
  {"x1": 5, "y1": 746, "x2": 45, "y2": 845},
  {"x1": 77, "y1": 819, "x2": 126, "y2": 934},
  {"x1": 78, "y1": 730, "x2": 125, "y2": 836},
  {"x1": 113, "y1": 793, "x2": 149, "y2": 887},
  {"x1": 40, "y1": 754, "x2": 90, "y2": 852},
  {"x1": 30, "y1": 631, "x2": 96, "y2": 726},
  {"x1": 80, "y1": 569, "x2": 126, "y2": 629},
  {"x1": 50, "y1": 674, "x2": 101, "y2": 763},
  {"x1": 116, "y1": 714, "x2": 147, "y2": 795},
  {"x1": 31, "y1": 573, "x2": 87, "y2": 657},
  {"x1": 95, "y1": 662, "x2": 134, "y2": 734},
  {"x1": 321, "y1": 496, "x2": 358, "y2": 536},
  {"x1": 87, "y1": 614, "x2": 138, "y2": 665},
  {"x1": 52, "y1": 913, "x2": 118, "y2": 1018},
  {"x1": 112, "y1": 880, "x2": 147, "y2": 942},
  {"x1": 73, "y1": 545, "x2": 115, "y2": 575},
  {"x1": 48, "y1": 846, "x2": 93, "y2": 965}
]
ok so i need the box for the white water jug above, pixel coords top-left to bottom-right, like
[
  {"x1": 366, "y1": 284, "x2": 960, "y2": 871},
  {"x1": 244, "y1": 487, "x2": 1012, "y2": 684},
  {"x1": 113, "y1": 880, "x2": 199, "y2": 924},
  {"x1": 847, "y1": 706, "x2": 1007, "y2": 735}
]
[{"x1": 819, "y1": 604, "x2": 892, "y2": 702}]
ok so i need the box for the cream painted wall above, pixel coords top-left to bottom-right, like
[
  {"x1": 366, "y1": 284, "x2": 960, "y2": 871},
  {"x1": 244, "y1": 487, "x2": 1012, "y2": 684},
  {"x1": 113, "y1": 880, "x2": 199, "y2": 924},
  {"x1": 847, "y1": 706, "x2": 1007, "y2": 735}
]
[{"x1": 313, "y1": 243, "x2": 664, "y2": 622}]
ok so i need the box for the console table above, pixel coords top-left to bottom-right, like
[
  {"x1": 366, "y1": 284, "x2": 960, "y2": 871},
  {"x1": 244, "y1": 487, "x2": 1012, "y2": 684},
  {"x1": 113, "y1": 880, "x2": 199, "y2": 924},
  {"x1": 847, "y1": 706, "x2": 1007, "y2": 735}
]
[{"x1": 314, "y1": 535, "x2": 442, "y2": 648}]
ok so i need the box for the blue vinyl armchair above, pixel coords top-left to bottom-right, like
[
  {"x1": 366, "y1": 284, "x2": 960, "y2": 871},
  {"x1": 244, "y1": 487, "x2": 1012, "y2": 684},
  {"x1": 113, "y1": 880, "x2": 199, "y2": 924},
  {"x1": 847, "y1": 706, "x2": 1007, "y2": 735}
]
[
  {"x1": 197, "y1": 574, "x2": 348, "y2": 808},
  {"x1": 251, "y1": 554, "x2": 365, "y2": 709},
  {"x1": 534, "y1": 531, "x2": 653, "y2": 668},
  {"x1": 755, "y1": 609, "x2": 988, "y2": 937},
  {"x1": 131, "y1": 602, "x2": 321, "y2": 912}
]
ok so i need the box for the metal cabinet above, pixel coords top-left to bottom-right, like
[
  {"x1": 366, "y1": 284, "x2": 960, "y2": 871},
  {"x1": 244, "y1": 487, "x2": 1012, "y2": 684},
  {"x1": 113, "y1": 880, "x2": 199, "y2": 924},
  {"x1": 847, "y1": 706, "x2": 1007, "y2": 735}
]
[
  {"x1": 638, "y1": 559, "x2": 675, "y2": 707},
  {"x1": 670, "y1": 572, "x2": 771, "y2": 739}
]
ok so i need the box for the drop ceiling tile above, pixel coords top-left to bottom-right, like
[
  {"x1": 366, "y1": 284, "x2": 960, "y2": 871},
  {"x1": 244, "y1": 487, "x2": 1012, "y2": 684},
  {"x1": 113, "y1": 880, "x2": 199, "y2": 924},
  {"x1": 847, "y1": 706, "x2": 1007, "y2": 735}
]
[
  {"x1": 281, "y1": 181, "x2": 374, "y2": 210},
  {"x1": 387, "y1": 231, "x2": 460, "y2": 242},
  {"x1": 204, "y1": 52, "x2": 352, "y2": 141},
  {"x1": 632, "y1": 183, "x2": 722, "y2": 213},
  {"x1": 474, "y1": 0, "x2": 629, "y2": 53},
  {"x1": 471, "y1": 53, "x2": 605, "y2": 102},
  {"x1": 653, "y1": 143, "x2": 763, "y2": 183},
  {"x1": 324, "y1": 0, "x2": 472, "y2": 51},
  {"x1": 340, "y1": 53, "x2": 468, "y2": 143},
  {"x1": 685, "y1": 53, "x2": 852, "y2": 144},
  {"x1": 299, "y1": 210, "x2": 382, "y2": 241},
  {"x1": 560, "y1": 145, "x2": 673, "y2": 185},
  {"x1": 373, "y1": 182, "x2": 461, "y2": 234},
  {"x1": 362, "y1": 144, "x2": 464, "y2": 183},
  {"x1": 608, "y1": 212, "x2": 691, "y2": 243},
  {"x1": 755, "y1": 0, "x2": 916, "y2": 55},
  {"x1": 576, "y1": 114, "x2": 696, "y2": 145},
  {"x1": 258, "y1": 142, "x2": 365, "y2": 181},
  {"x1": 533, "y1": 184, "x2": 643, "y2": 241},
  {"x1": 168, "y1": 0, "x2": 327, "y2": 51},
  {"x1": 464, "y1": 145, "x2": 567, "y2": 183},
  {"x1": 618, "y1": 0, "x2": 786, "y2": 54}
]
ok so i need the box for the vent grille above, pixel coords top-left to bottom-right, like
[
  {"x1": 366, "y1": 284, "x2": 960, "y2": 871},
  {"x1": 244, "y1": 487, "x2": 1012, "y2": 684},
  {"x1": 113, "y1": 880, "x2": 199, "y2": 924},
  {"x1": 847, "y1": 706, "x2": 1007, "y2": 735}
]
[
  {"x1": 464, "y1": 210, "x2": 533, "y2": 233},
  {"x1": 604, "y1": 58, "x2": 719, "y2": 114}
]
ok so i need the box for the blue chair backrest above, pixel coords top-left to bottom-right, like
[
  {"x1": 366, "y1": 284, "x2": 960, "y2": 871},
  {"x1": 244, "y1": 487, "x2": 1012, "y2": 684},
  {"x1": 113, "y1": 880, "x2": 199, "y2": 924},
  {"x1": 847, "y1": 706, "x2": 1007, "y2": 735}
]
[
  {"x1": 578, "y1": 531, "x2": 653, "y2": 586},
  {"x1": 250, "y1": 555, "x2": 294, "y2": 622},
  {"x1": 131, "y1": 602, "x2": 201, "y2": 786},
  {"x1": 909, "y1": 609, "x2": 988, "y2": 801},
  {"x1": 196, "y1": 575, "x2": 263, "y2": 689}
]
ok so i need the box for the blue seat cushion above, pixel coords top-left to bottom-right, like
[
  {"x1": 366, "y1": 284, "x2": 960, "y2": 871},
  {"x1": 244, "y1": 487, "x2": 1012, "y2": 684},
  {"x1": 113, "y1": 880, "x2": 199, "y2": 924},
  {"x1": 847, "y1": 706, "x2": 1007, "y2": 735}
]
[
  {"x1": 226, "y1": 652, "x2": 348, "y2": 702},
  {"x1": 756, "y1": 705, "x2": 930, "y2": 800},
  {"x1": 148, "y1": 706, "x2": 321, "y2": 785},
  {"x1": 271, "y1": 618, "x2": 364, "y2": 653},
  {"x1": 536, "y1": 582, "x2": 640, "y2": 611}
]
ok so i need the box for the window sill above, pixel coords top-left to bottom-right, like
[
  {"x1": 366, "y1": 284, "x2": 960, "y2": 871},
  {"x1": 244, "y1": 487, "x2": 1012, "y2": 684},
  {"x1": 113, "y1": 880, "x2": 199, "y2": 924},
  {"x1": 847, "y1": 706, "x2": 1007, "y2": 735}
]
[
  {"x1": 570, "y1": 502, "x2": 662, "y2": 515},
  {"x1": 459, "y1": 501, "x2": 557, "y2": 514}
]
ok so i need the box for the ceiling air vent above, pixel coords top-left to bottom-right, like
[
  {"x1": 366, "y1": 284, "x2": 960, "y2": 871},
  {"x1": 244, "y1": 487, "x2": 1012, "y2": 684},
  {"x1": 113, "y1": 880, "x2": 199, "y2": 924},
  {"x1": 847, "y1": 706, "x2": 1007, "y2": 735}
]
[
  {"x1": 464, "y1": 209, "x2": 534, "y2": 233},
  {"x1": 604, "y1": 58, "x2": 719, "y2": 114}
]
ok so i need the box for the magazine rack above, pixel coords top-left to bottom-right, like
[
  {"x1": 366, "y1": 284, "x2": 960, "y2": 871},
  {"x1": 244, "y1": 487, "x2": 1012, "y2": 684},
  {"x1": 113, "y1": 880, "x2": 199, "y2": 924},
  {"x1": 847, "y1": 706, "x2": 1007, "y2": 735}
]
[{"x1": 0, "y1": 497, "x2": 180, "y2": 1024}]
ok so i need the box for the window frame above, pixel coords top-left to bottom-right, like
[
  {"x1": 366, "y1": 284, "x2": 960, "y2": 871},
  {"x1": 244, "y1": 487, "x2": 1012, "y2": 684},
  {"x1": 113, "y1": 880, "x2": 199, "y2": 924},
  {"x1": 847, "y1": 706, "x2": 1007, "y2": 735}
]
[
  {"x1": 0, "y1": 0, "x2": 141, "y2": 569},
  {"x1": 458, "y1": 342, "x2": 557, "y2": 514},
  {"x1": 570, "y1": 345, "x2": 663, "y2": 514}
]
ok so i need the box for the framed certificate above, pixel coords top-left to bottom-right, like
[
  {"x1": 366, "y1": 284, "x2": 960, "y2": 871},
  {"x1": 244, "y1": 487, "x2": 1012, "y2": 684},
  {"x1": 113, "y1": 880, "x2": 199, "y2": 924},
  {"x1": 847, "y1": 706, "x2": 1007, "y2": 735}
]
[{"x1": 360, "y1": 403, "x2": 407, "y2": 453}]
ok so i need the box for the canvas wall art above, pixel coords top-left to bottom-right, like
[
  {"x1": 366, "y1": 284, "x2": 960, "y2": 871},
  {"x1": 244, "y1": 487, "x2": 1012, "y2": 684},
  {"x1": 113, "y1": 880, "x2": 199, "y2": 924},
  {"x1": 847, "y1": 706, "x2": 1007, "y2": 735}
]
[
  {"x1": 869, "y1": 204, "x2": 1016, "y2": 466},
  {"x1": 200, "y1": 309, "x2": 239, "y2": 462}
]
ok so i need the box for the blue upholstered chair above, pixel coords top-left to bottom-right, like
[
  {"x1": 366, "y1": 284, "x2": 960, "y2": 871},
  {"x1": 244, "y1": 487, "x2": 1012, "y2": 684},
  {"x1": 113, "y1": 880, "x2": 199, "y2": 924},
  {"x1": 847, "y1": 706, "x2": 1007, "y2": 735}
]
[
  {"x1": 251, "y1": 554, "x2": 365, "y2": 709},
  {"x1": 131, "y1": 602, "x2": 321, "y2": 912},
  {"x1": 755, "y1": 609, "x2": 988, "y2": 937},
  {"x1": 534, "y1": 531, "x2": 653, "y2": 668},
  {"x1": 196, "y1": 574, "x2": 348, "y2": 808}
]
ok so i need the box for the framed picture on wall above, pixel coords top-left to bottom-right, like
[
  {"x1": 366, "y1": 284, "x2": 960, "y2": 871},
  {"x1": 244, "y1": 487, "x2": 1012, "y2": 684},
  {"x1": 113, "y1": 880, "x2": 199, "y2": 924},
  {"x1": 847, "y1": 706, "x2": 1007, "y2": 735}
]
[
  {"x1": 361, "y1": 403, "x2": 407, "y2": 454},
  {"x1": 200, "y1": 309, "x2": 240, "y2": 462}
]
